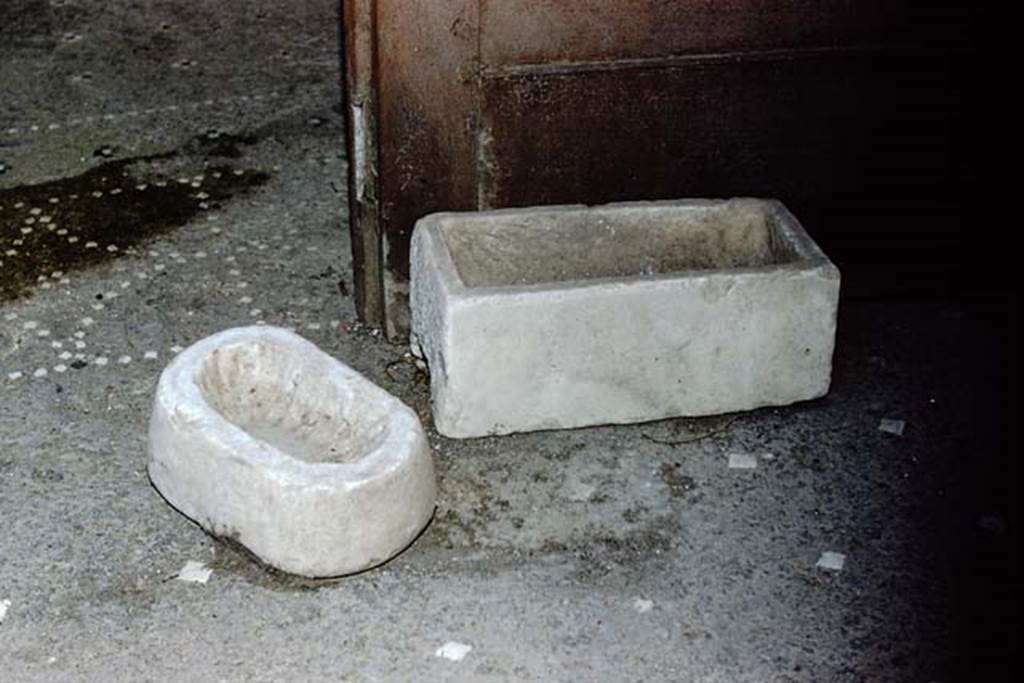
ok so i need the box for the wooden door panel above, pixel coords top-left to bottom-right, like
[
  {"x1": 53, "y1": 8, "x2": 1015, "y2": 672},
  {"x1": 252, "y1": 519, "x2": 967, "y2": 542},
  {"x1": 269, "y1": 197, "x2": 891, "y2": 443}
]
[
  {"x1": 344, "y1": 1, "x2": 967, "y2": 336},
  {"x1": 480, "y1": 0, "x2": 927, "y2": 66},
  {"x1": 479, "y1": 48, "x2": 959, "y2": 296},
  {"x1": 479, "y1": 49, "x2": 953, "y2": 206}
]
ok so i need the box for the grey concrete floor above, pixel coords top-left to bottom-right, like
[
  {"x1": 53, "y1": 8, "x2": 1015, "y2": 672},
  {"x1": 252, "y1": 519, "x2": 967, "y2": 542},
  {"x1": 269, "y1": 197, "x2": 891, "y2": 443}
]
[{"x1": 1, "y1": 2, "x2": 1016, "y2": 681}]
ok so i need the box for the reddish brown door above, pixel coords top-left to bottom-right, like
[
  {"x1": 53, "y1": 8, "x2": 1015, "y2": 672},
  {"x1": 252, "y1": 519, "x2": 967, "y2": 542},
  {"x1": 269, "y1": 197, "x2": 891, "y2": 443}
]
[{"x1": 344, "y1": 1, "x2": 968, "y2": 338}]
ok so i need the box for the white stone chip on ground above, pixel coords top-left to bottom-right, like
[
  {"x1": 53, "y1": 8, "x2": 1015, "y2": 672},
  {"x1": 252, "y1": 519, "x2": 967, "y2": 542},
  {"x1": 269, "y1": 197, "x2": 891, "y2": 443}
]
[
  {"x1": 878, "y1": 418, "x2": 906, "y2": 436},
  {"x1": 176, "y1": 561, "x2": 213, "y2": 584},
  {"x1": 435, "y1": 641, "x2": 472, "y2": 661},
  {"x1": 727, "y1": 452, "x2": 759, "y2": 469},
  {"x1": 816, "y1": 551, "x2": 846, "y2": 572},
  {"x1": 633, "y1": 598, "x2": 654, "y2": 613},
  {"x1": 0, "y1": 598, "x2": 10, "y2": 623},
  {"x1": 977, "y1": 515, "x2": 1005, "y2": 534},
  {"x1": 566, "y1": 481, "x2": 596, "y2": 502}
]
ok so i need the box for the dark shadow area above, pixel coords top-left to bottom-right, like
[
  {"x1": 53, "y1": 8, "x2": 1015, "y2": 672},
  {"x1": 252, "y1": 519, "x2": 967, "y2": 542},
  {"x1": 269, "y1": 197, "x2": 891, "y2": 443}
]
[{"x1": 0, "y1": 155, "x2": 269, "y2": 300}]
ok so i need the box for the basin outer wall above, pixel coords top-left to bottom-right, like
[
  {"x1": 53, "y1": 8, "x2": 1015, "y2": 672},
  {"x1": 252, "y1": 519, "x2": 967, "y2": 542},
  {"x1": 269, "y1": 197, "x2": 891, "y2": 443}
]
[{"x1": 411, "y1": 200, "x2": 840, "y2": 438}]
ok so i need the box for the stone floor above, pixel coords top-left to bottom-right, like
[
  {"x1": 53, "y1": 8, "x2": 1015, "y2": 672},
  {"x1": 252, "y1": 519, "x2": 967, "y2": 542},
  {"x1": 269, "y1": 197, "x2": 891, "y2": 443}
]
[{"x1": 0, "y1": 2, "x2": 1016, "y2": 680}]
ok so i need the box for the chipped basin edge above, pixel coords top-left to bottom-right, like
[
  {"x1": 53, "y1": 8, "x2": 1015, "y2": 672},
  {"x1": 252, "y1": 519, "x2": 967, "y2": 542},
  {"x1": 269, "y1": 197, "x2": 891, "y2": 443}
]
[
  {"x1": 411, "y1": 198, "x2": 841, "y2": 438},
  {"x1": 147, "y1": 325, "x2": 437, "y2": 578}
]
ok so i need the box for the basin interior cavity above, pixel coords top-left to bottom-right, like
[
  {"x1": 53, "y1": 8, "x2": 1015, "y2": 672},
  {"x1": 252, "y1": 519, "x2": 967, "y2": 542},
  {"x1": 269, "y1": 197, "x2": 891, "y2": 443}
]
[
  {"x1": 196, "y1": 340, "x2": 389, "y2": 464},
  {"x1": 440, "y1": 199, "x2": 800, "y2": 287}
]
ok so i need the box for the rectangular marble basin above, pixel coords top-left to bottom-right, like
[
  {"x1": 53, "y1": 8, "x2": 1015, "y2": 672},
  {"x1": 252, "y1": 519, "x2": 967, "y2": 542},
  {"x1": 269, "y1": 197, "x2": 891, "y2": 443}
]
[{"x1": 410, "y1": 198, "x2": 840, "y2": 438}]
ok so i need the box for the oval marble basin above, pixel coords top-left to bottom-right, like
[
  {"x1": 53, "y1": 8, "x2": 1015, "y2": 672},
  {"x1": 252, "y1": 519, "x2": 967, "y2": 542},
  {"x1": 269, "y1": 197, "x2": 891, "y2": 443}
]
[{"x1": 147, "y1": 326, "x2": 436, "y2": 577}]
